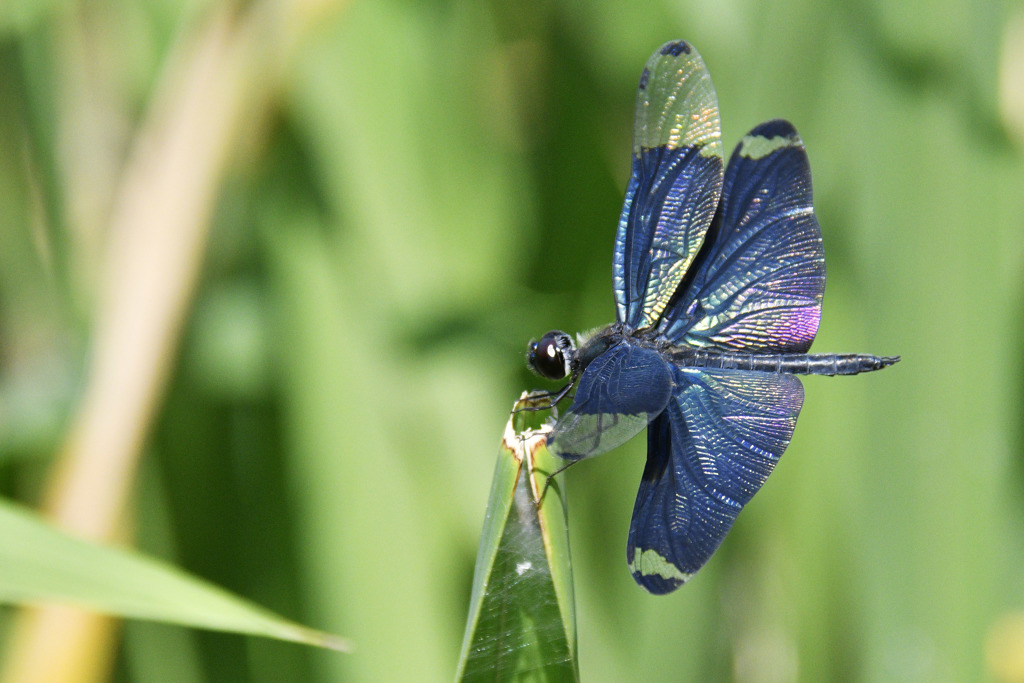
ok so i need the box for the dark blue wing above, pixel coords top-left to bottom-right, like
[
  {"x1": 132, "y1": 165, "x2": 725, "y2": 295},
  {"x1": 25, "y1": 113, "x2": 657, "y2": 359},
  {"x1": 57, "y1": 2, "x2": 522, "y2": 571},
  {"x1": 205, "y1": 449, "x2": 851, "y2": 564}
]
[
  {"x1": 547, "y1": 342, "x2": 672, "y2": 462},
  {"x1": 657, "y1": 120, "x2": 825, "y2": 352},
  {"x1": 626, "y1": 366, "x2": 804, "y2": 594},
  {"x1": 614, "y1": 41, "x2": 724, "y2": 331}
]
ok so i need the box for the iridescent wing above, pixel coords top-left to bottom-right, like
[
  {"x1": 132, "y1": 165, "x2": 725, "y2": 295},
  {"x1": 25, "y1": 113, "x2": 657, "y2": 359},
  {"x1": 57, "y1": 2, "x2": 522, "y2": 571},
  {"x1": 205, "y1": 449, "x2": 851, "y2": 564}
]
[
  {"x1": 657, "y1": 120, "x2": 825, "y2": 352},
  {"x1": 547, "y1": 342, "x2": 672, "y2": 462},
  {"x1": 614, "y1": 40, "x2": 724, "y2": 331},
  {"x1": 626, "y1": 366, "x2": 803, "y2": 594}
]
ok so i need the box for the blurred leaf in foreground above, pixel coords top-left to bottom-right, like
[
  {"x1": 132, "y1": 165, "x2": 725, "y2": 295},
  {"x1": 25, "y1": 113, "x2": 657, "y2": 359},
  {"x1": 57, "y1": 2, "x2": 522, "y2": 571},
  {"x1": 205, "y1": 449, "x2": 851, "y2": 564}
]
[
  {"x1": 0, "y1": 497, "x2": 349, "y2": 651},
  {"x1": 457, "y1": 393, "x2": 578, "y2": 682}
]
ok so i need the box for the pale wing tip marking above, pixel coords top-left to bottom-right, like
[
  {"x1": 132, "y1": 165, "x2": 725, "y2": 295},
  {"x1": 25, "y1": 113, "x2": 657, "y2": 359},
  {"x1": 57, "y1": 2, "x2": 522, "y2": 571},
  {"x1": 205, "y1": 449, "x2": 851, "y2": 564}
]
[
  {"x1": 628, "y1": 547, "x2": 693, "y2": 583},
  {"x1": 738, "y1": 132, "x2": 804, "y2": 159}
]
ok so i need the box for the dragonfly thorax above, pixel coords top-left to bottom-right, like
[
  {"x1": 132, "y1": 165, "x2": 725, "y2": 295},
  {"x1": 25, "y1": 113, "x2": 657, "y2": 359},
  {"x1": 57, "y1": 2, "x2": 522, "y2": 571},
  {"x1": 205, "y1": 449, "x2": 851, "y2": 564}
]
[{"x1": 527, "y1": 330, "x2": 577, "y2": 380}]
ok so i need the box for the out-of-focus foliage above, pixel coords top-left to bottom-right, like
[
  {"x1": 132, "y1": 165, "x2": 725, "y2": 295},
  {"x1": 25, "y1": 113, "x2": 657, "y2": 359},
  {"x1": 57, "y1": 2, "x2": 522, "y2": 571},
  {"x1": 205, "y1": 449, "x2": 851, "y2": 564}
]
[
  {"x1": 0, "y1": 0, "x2": 1023, "y2": 681},
  {"x1": 0, "y1": 498, "x2": 348, "y2": 651}
]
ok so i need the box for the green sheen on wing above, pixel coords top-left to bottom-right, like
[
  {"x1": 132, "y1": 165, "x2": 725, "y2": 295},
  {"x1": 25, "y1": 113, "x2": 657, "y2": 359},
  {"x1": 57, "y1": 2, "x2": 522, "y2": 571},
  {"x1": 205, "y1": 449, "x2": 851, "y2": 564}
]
[
  {"x1": 548, "y1": 411, "x2": 651, "y2": 462},
  {"x1": 629, "y1": 41, "x2": 725, "y2": 330},
  {"x1": 633, "y1": 41, "x2": 722, "y2": 159}
]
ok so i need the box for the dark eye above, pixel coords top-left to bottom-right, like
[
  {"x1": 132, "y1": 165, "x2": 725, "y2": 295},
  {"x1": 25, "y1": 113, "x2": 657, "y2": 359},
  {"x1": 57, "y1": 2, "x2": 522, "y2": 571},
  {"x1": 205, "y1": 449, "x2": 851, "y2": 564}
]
[{"x1": 527, "y1": 330, "x2": 575, "y2": 380}]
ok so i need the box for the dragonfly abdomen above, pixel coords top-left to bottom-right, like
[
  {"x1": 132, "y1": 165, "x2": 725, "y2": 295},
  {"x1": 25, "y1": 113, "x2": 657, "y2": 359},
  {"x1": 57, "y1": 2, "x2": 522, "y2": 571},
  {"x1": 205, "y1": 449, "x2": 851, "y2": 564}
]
[{"x1": 671, "y1": 349, "x2": 900, "y2": 376}]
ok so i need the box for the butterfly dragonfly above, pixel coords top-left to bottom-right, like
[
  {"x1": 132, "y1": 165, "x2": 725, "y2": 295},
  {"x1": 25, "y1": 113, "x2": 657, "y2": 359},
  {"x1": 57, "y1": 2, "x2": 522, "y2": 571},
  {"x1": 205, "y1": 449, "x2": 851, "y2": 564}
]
[{"x1": 525, "y1": 40, "x2": 899, "y2": 595}]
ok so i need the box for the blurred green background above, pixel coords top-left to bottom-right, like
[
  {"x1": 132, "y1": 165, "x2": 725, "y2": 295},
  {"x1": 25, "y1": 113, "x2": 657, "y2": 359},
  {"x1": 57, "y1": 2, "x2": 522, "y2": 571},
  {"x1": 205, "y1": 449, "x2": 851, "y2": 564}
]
[{"x1": 1, "y1": 0, "x2": 1023, "y2": 681}]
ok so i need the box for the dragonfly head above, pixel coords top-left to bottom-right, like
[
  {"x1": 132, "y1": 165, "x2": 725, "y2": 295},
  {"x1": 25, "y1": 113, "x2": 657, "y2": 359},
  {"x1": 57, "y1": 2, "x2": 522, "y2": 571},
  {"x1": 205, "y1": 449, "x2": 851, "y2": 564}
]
[{"x1": 527, "y1": 330, "x2": 577, "y2": 381}]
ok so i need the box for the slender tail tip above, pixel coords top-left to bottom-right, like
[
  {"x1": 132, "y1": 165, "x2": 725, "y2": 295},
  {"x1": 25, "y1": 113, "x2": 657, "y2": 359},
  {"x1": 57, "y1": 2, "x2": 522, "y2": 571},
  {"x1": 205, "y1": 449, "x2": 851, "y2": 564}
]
[{"x1": 881, "y1": 355, "x2": 901, "y2": 367}]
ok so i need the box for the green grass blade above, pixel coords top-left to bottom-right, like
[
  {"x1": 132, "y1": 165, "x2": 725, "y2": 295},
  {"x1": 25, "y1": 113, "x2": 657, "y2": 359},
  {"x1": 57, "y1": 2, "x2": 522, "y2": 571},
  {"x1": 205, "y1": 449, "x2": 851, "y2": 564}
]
[
  {"x1": 456, "y1": 394, "x2": 578, "y2": 682},
  {"x1": 0, "y1": 497, "x2": 349, "y2": 651}
]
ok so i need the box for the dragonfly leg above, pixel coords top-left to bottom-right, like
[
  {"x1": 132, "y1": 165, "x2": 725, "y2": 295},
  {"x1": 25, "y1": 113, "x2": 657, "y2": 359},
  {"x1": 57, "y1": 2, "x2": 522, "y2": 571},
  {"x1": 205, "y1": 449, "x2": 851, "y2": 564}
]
[
  {"x1": 515, "y1": 379, "x2": 576, "y2": 413},
  {"x1": 538, "y1": 458, "x2": 579, "y2": 505}
]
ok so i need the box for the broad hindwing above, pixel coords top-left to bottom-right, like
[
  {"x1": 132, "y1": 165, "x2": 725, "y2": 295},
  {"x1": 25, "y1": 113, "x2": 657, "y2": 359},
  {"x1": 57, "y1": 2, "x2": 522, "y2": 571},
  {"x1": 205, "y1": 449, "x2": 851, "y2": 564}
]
[
  {"x1": 627, "y1": 367, "x2": 804, "y2": 594},
  {"x1": 547, "y1": 342, "x2": 672, "y2": 462},
  {"x1": 614, "y1": 41, "x2": 724, "y2": 331},
  {"x1": 658, "y1": 119, "x2": 825, "y2": 352}
]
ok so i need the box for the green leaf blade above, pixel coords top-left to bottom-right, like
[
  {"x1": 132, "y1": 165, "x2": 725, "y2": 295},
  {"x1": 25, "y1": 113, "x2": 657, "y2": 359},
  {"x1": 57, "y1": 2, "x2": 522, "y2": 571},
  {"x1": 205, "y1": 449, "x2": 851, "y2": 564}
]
[
  {"x1": 456, "y1": 395, "x2": 578, "y2": 682},
  {"x1": 0, "y1": 498, "x2": 349, "y2": 651}
]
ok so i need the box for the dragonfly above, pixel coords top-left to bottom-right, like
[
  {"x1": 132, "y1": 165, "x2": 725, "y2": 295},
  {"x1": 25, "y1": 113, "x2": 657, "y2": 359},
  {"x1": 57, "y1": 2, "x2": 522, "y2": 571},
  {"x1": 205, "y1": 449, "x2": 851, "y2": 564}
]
[{"x1": 525, "y1": 40, "x2": 899, "y2": 595}]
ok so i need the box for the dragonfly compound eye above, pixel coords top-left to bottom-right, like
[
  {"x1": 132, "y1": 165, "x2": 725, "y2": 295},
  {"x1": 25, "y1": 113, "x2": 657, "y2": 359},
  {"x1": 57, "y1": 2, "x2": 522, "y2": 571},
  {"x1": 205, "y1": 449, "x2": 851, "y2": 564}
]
[{"x1": 528, "y1": 330, "x2": 575, "y2": 380}]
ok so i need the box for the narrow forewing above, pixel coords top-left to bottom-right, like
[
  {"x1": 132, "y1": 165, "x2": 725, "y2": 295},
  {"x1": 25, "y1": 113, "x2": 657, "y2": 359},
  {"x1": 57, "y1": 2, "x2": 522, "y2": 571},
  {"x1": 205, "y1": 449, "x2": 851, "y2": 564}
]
[{"x1": 614, "y1": 41, "x2": 724, "y2": 331}]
